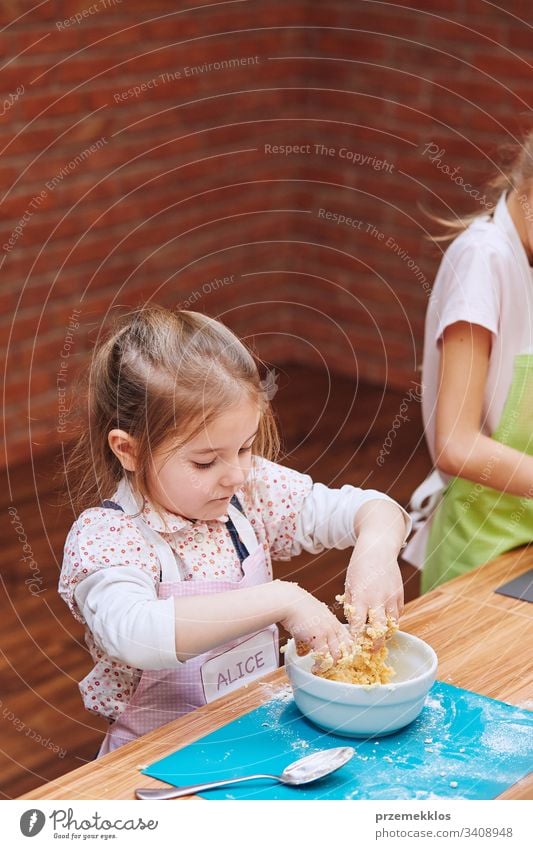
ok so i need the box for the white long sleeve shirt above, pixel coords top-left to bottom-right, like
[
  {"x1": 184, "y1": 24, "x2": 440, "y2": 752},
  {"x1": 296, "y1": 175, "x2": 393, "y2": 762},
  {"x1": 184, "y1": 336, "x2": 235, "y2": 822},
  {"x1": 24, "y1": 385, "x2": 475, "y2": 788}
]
[{"x1": 59, "y1": 456, "x2": 409, "y2": 719}]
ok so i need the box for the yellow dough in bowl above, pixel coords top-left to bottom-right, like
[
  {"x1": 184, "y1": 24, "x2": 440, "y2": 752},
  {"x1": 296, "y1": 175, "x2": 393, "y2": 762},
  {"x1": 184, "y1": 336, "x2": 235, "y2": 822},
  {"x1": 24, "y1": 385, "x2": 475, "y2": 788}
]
[{"x1": 313, "y1": 594, "x2": 398, "y2": 686}]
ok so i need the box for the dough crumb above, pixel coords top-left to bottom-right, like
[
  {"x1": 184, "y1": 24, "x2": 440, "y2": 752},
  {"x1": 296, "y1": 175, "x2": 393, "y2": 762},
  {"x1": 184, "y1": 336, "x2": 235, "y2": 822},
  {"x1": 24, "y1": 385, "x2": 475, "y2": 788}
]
[
  {"x1": 449, "y1": 781, "x2": 458, "y2": 788},
  {"x1": 312, "y1": 595, "x2": 398, "y2": 685}
]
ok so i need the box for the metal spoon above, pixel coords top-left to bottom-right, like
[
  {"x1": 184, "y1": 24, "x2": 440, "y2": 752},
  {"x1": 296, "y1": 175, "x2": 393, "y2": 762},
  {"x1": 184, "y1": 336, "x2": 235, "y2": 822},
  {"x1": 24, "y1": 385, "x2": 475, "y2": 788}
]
[{"x1": 135, "y1": 746, "x2": 354, "y2": 800}]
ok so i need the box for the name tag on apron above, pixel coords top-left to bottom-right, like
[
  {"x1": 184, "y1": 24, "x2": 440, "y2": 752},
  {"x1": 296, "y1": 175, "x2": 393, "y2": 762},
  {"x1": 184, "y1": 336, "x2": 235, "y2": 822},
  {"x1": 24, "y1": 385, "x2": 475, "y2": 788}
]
[{"x1": 200, "y1": 629, "x2": 278, "y2": 703}]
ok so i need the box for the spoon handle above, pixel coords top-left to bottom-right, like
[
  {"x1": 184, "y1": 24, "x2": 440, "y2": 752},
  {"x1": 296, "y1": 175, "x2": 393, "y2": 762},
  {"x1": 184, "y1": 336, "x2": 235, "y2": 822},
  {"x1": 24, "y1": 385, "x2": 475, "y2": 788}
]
[{"x1": 136, "y1": 773, "x2": 279, "y2": 800}]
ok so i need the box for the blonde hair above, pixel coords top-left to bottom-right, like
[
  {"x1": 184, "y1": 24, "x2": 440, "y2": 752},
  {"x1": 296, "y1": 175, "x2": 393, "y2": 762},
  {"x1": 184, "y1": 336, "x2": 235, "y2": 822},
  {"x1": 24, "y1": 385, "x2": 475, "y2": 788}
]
[
  {"x1": 430, "y1": 130, "x2": 533, "y2": 242},
  {"x1": 65, "y1": 306, "x2": 280, "y2": 513}
]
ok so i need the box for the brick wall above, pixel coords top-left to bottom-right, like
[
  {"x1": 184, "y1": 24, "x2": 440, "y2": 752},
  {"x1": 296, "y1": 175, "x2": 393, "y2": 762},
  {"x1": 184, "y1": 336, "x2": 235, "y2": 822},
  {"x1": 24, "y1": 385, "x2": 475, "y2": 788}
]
[{"x1": 2, "y1": 0, "x2": 531, "y2": 467}]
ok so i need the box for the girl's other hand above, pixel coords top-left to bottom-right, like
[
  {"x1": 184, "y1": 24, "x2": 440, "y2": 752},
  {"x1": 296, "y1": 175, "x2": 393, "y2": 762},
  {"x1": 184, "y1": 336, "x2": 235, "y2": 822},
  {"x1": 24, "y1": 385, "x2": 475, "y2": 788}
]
[{"x1": 280, "y1": 584, "x2": 353, "y2": 661}]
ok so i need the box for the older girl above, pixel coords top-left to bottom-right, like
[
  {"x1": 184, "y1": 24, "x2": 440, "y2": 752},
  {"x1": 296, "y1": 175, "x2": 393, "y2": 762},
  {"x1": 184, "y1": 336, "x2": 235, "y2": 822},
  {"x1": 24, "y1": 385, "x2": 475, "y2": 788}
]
[{"x1": 405, "y1": 132, "x2": 533, "y2": 591}]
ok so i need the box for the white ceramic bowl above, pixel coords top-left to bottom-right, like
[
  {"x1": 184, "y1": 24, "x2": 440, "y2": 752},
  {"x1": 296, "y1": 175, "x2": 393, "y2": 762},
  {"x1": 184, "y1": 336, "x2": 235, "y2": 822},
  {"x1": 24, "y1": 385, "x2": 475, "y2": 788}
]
[{"x1": 285, "y1": 630, "x2": 438, "y2": 738}]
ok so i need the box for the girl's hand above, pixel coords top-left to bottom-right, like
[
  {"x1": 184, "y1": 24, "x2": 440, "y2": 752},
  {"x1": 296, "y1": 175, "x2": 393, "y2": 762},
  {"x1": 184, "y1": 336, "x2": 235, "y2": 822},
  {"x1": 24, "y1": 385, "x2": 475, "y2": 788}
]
[
  {"x1": 344, "y1": 500, "x2": 407, "y2": 648},
  {"x1": 280, "y1": 584, "x2": 353, "y2": 661},
  {"x1": 344, "y1": 546, "x2": 404, "y2": 646}
]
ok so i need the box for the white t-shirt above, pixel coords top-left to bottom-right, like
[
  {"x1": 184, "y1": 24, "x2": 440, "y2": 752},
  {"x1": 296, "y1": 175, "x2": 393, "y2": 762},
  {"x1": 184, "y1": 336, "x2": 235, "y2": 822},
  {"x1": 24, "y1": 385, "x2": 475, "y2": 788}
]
[
  {"x1": 404, "y1": 192, "x2": 533, "y2": 567},
  {"x1": 422, "y1": 191, "x2": 533, "y2": 462}
]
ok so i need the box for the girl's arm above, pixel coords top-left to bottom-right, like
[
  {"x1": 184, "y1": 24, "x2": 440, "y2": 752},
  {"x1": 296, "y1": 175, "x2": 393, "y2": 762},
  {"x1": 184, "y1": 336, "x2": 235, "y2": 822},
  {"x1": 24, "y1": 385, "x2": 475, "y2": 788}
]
[
  {"x1": 435, "y1": 321, "x2": 533, "y2": 496},
  {"x1": 73, "y1": 569, "x2": 351, "y2": 669},
  {"x1": 343, "y1": 500, "x2": 406, "y2": 639},
  {"x1": 173, "y1": 579, "x2": 352, "y2": 662}
]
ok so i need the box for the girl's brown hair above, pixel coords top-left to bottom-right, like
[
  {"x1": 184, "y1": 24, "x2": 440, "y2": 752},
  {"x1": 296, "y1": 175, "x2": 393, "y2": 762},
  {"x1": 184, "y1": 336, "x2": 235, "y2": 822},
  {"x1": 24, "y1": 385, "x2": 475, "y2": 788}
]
[
  {"x1": 65, "y1": 306, "x2": 280, "y2": 513},
  {"x1": 431, "y1": 130, "x2": 533, "y2": 242}
]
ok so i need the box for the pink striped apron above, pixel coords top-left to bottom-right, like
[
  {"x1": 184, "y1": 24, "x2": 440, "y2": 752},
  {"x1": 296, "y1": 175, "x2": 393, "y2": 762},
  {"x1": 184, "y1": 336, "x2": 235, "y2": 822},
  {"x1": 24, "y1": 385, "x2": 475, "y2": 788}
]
[{"x1": 98, "y1": 501, "x2": 279, "y2": 757}]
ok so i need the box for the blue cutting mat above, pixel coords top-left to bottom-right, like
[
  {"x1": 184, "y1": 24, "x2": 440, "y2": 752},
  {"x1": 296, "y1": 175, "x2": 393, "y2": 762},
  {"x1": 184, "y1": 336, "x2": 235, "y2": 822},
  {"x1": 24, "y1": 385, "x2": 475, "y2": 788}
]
[{"x1": 142, "y1": 681, "x2": 533, "y2": 799}]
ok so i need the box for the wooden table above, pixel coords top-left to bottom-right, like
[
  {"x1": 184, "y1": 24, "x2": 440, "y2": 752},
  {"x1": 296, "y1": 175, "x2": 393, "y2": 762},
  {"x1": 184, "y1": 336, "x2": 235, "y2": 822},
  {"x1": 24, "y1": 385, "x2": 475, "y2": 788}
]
[{"x1": 21, "y1": 547, "x2": 533, "y2": 800}]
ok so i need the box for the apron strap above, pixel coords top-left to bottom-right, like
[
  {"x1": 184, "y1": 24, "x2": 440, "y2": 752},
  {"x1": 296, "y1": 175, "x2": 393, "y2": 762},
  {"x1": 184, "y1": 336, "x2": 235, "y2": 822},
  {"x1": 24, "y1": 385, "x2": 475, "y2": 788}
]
[
  {"x1": 101, "y1": 499, "x2": 124, "y2": 511},
  {"x1": 408, "y1": 469, "x2": 446, "y2": 531},
  {"x1": 101, "y1": 500, "x2": 164, "y2": 581},
  {"x1": 226, "y1": 495, "x2": 250, "y2": 563}
]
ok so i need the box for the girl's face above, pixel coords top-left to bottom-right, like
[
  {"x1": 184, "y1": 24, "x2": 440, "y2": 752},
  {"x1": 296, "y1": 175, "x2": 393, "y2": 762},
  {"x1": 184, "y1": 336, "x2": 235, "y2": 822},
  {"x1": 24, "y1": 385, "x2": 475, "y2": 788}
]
[{"x1": 147, "y1": 397, "x2": 261, "y2": 521}]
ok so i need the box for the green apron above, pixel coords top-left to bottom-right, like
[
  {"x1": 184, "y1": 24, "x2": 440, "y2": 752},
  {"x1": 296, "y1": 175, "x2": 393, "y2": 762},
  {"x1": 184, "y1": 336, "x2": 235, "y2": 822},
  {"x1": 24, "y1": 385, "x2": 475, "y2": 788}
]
[{"x1": 422, "y1": 353, "x2": 533, "y2": 593}]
